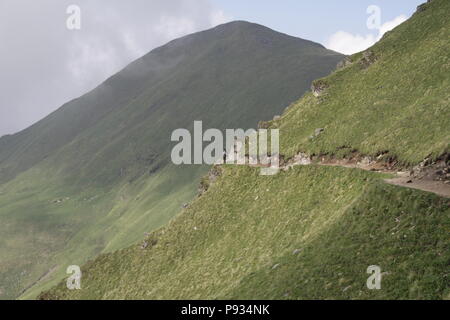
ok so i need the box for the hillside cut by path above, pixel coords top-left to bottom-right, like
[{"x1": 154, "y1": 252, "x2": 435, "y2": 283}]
[
  {"x1": 39, "y1": 0, "x2": 450, "y2": 300},
  {"x1": 239, "y1": 150, "x2": 450, "y2": 198},
  {"x1": 0, "y1": 21, "x2": 344, "y2": 300},
  {"x1": 292, "y1": 153, "x2": 449, "y2": 198}
]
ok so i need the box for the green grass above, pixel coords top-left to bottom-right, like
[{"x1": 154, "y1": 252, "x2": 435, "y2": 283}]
[
  {"x1": 40, "y1": 165, "x2": 449, "y2": 300},
  {"x1": 0, "y1": 164, "x2": 206, "y2": 299},
  {"x1": 40, "y1": 0, "x2": 450, "y2": 300},
  {"x1": 0, "y1": 21, "x2": 343, "y2": 299},
  {"x1": 275, "y1": 0, "x2": 450, "y2": 164}
]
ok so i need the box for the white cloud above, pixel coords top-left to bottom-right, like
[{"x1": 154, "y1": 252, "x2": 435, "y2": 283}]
[
  {"x1": 326, "y1": 15, "x2": 408, "y2": 55},
  {"x1": 378, "y1": 15, "x2": 408, "y2": 39},
  {"x1": 0, "y1": 0, "x2": 232, "y2": 136},
  {"x1": 209, "y1": 10, "x2": 232, "y2": 27},
  {"x1": 326, "y1": 31, "x2": 377, "y2": 55}
]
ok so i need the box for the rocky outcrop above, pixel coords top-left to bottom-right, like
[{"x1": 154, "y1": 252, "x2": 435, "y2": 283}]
[
  {"x1": 360, "y1": 50, "x2": 377, "y2": 69},
  {"x1": 357, "y1": 156, "x2": 373, "y2": 167},
  {"x1": 336, "y1": 57, "x2": 353, "y2": 70},
  {"x1": 198, "y1": 166, "x2": 222, "y2": 196},
  {"x1": 410, "y1": 153, "x2": 450, "y2": 183},
  {"x1": 314, "y1": 128, "x2": 324, "y2": 136},
  {"x1": 140, "y1": 233, "x2": 158, "y2": 250},
  {"x1": 284, "y1": 152, "x2": 311, "y2": 171},
  {"x1": 416, "y1": 0, "x2": 434, "y2": 13},
  {"x1": 311, "y1": 79, "x2": 328, "y2": 97},
  {"x1": 309, "y1": 128, "x2": 324, "y2": 140},
  {"x1": 258, "y1": 120, "x2": 270, "y2": 129}
]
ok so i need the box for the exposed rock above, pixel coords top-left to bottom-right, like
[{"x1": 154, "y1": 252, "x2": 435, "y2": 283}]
[
  {"x1": 52, "y1": 198, "x2": 69, "y2": 204},
  {"x1": 336, "y1": 57, "x2": 353, "y2": 70},
  {"x1": 292, "y1": 249, "x2": 302, "y2": 255},
  {"x1": 273, "y1": 115, "x2": 281, "y2": 121},
  {"x1": 314, "y1": 128, "x2": 325, "y2": 136},
  {"x1": 284, "y1": 153, "x2": 311, "y2": 171},
  {"x1": 258, "y1": 120, "x2": 270, "y2": 129},
  {"x1": 272, "y1": 264, "x2": 280, "y2": 270},
  {"x1": 294, "y1": 153, "x2": 311, "y2": 165},
  {"x1": 357, "y1": 156, "x2": 373, "y2": 167},
  {"x1": 181, "y1": 203, "x2": 189, "y2": 209},
  {"x1": 360, "y1": 50, "x2": 377, "y2": 69},
  {"x1": 311, "y1": 79, "x2": 328, "y2": 97},
  {"x1": 410, "y1": 154, "x2": 449, "y2": 183},
  {"x1": 416, "y1": 0, "x2": 434, "y2": 13},
  {"x1": 198, "y1": 166, "x2": 222, "y2": 196},
  {"x1": 141, "y1": 232, "x2": 158, "y2": 250},
  {"x1": 140, "y1": 241, "x2": 149, "y2": 249}
]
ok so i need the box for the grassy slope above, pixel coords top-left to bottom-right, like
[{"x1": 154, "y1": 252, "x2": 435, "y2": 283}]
[
  {"x1": 41, "y1": 166, "x2": 450, "y2": 300},
  {"x1": 41, "y1": 0, "x2": 450, "y2": 300},
  {"x1": 0, "y1": 22, "x2": 343, "y2": 299},
  {"x1": 277, "y1": 0, "x2": 450, "y2": 163}
]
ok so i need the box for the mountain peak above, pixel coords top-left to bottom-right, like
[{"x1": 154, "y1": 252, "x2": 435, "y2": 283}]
[
  {"x1": 0, "y1": 13, "x2": 345, "y2": 299},
  {"x1": 148, "y1": 19, "x2": 327, "y2": 60},
  {"x1": 212, "y1": 20, "x2": 265, "y2": 31}
]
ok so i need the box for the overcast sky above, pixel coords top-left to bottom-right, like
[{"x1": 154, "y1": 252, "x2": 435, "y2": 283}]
[{"x1": 0, "y1": 0, "x2": 423, "y2": 137}]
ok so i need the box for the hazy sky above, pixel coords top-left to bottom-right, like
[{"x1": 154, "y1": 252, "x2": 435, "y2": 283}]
[{"x1": 0, "y1": 0, "x2": 423, "y2": 137}]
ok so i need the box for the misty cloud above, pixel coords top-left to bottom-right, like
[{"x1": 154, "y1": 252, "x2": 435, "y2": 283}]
[
  {"x1": 325, "y1": 15, "x2": 408, "y2": 55},
  {"x1": 0, "y1": 0, "x2": 230, "y2": 136}
]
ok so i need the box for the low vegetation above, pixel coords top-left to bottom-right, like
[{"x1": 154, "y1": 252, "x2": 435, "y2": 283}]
[{"x1": 41, "y1": 0, "x2": 449, "y2": 300}]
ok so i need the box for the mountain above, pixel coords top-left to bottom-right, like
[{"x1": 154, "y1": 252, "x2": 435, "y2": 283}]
[
  {"x1": 0, "y1": 21, "x2": 344, "y2": 299},
  {"x1": 40, "y1": 0, "x2": 449, "y2": 300}
]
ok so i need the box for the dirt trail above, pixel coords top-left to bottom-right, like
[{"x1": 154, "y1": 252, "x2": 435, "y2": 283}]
[
  {"x1": 313, "y1": 157, "x2": 450, "y2": 198},
  {"x1": 384, "y1": 176, "x2": 450, "y2": 198},
  {"x1": 246, "y1": 152, "x2": 450, "y2": 198}
]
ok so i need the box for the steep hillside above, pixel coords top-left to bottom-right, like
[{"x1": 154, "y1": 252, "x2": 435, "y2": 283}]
[
  {"x1": 41, "y1": 0, "x2": 449, "y2": 300},
  {"x1": 0, "y1": 22, "x2": 343, "y2": 299},
  {"x1": 40, "y1": 166, "x2": 450, "y2": 300}
]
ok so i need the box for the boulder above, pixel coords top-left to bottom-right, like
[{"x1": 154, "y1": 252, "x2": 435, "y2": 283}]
[
  {"x1": 311, "y1": 79, "x2": 328, "y2": 97},
  {"x1": 314, "y1": 128, "x2": 325, "y2": 136}
]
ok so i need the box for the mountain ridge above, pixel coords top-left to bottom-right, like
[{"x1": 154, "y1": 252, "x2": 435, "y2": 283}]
[
  {"x1": 0, "y1": 20, "x2": 344, "y2": 299},
  {"x1": 0, "y1": 20, "x2": 341, "y2": 185},
  {"x1": 38, "y1": 0, "x2": 449, "y2": 300}
]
